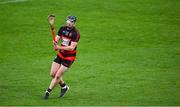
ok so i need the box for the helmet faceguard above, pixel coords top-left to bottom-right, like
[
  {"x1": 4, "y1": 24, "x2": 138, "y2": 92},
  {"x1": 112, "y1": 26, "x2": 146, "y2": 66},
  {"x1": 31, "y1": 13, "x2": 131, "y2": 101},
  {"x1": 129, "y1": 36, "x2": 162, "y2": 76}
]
[{"x1": 65, "y1": 15, "x2": 77, "y2": 28}]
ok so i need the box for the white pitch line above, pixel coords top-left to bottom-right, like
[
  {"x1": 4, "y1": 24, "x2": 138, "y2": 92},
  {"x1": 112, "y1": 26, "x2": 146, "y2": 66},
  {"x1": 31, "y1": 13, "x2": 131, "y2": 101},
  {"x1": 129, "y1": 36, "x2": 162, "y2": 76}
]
[{"x1": 0, "y1": 0, "x2": 30, "y2": 4}]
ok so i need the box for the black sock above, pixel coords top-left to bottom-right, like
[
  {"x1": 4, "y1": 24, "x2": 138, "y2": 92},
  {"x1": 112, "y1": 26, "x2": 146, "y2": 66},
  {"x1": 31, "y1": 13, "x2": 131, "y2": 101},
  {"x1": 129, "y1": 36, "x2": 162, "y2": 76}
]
[
  {"x1": 46, "y1": 88, "x2": 52, "y2": 93},
  {"x1": 60, "y1": 83, "x2": 66, "y2": 87}
]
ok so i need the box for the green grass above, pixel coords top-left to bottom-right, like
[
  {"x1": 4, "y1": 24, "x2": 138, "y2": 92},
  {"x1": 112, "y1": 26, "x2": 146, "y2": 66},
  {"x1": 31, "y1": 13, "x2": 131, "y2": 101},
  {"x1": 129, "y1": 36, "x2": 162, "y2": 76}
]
[{"x1": 0, "y1": 0, "x2": 180, "y2": 106}]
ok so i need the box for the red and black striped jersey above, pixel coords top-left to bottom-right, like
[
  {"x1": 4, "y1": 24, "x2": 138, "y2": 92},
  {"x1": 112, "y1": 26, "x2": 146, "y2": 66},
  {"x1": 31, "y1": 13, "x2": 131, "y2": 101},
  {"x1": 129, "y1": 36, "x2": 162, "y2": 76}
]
[{"x1": 57, "y1": 26, "x2": 80, "y2": 60}]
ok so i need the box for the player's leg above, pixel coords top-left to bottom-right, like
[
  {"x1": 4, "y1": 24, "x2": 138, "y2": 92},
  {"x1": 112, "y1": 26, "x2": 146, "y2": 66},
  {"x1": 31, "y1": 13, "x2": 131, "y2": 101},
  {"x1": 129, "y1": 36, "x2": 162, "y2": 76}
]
[
  {"x1": 44, "y1": 56, "x2": 62, "y2": 99},
  {"x1": 59, "y1": 76, "x2": 69, "y2": 97},
  {"x1": 44, "y1": 61, "x2": 60, "y2": 99},
  {"x1": 50, "y1": 62, "x2": 61, "y2": 78},
  {"x1": 58, "y1": 60, "x2": 74, "y2": 97},
  {"x1": 58, "y1": 60, "x2": 72, "y2": 88},
  {"x1": 59, "y1": 77, "x2": 65, "y2": 87},
  {"x1": 49, "y1": 65, "x2": 68, "y2": 89},
  {"x1": 51, "y1": 62, "x2": 63, "y2": 88},
  {"x1": 44, "y1": 64, "x2": 68, "y2": 99},
  {"x1": 59, "y1": 77, "x2": 64, "y2": 84}
]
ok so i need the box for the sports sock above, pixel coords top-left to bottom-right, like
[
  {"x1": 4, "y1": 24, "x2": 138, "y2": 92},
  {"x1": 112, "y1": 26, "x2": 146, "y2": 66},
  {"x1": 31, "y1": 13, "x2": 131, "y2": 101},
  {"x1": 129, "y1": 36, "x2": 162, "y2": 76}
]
[
  {"x1": 46, "y1": 88, "x2": 52, "y2": 94},
  {"x1": 60, "y1": 83, "x2": 67, "y2": 89}
]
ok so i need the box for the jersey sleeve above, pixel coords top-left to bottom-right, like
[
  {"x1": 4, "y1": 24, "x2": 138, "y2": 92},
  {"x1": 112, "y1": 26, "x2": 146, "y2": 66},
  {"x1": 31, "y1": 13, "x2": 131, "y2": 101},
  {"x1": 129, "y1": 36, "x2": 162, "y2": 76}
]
[
  {"x1": 57, "y1": 27, "x2": 64, "y2": 36},
  {"x1": 71, "y1": 30, "x2": 80, "y2": 42}
]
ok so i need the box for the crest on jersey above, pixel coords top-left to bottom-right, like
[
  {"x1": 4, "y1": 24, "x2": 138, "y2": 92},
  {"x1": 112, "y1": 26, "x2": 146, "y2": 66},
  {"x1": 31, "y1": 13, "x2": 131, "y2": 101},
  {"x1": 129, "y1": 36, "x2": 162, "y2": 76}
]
[{"x1": 63, "y1": 30, "x2": 70, "y2": 36}]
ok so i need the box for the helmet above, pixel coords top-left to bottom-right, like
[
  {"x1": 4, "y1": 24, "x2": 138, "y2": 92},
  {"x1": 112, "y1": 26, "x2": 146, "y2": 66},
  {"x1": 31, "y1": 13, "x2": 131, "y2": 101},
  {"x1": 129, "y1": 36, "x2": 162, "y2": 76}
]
[{"x1": 66, "y1": 15, "x2": 77, "y2": 23}]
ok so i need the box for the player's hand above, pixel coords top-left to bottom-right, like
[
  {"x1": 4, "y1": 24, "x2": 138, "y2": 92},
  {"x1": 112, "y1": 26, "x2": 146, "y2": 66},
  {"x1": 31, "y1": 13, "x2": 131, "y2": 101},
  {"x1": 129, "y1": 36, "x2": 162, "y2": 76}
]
[
  {"x1": 53, "y1": 40, "x2": 57, "y2": 45},
  {"x1": 48, "y1": 14, "x2": 55, "y2": 29},
  {"x1": 54, "y1": 45, "x2": 60, "y2": 51}
]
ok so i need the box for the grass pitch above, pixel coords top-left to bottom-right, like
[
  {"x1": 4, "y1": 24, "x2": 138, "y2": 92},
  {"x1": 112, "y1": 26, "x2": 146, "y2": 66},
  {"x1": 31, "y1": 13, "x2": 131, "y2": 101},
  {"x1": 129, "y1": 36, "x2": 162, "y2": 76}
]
[{"x1": 0, "y1": 0, "x2": 180, "y2": 106}]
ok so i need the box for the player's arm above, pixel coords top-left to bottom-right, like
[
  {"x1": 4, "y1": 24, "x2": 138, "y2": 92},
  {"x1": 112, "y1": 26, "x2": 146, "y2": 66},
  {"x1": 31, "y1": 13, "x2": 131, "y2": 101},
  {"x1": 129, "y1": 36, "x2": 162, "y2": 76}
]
[
  {"x1": 55, "y1": 26, "x2": 64, "y2": 43},
  {"x1": 53, "y1": 36, "x2": 61, "y2": 48},
  {"x1": 55, "y1": 35, "x2": 61, "y2": 42},
  {"x1": 52, "y1": 27, "x2": 64, "y2": 48},
  {"x1": 59, "y1": 42, "x2": 78, "y2": 51},
  {"x1": 54, "y1": 30, "x2": 80, "y2": 51}
]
